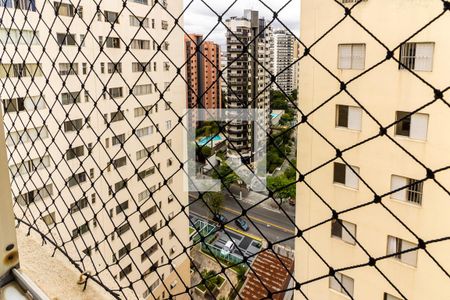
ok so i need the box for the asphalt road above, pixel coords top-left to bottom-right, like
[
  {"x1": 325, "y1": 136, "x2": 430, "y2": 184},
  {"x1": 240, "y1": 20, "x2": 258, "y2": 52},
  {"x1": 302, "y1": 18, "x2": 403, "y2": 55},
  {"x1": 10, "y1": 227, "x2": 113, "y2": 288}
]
[{"x1": 189, "y1": 192, "x2": 296, "y2": 249}]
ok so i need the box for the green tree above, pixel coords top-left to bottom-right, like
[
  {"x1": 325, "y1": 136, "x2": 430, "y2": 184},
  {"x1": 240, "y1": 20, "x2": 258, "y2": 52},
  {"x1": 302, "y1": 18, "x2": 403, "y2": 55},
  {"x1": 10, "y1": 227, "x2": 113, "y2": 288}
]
[
  {"x1": 267, "y1": 175, "x2": 296, "y2": 201},
  {"x1": 211, "y1": 164, "x2": 239, "y2": 189},
  {"x1": 203, "y1": 192, "x2": 224, "y2": 215}
]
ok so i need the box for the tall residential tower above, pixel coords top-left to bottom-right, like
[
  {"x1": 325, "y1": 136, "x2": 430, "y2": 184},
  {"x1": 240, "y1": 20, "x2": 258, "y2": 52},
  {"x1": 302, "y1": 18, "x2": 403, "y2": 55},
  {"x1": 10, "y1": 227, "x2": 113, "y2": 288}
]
[
  {"x1": 297, "y1": 0, "x2": 450, "y2": 299},
  {"x1": 225, "y1": 10, "x2": 272, "y2": 164},
  {"x1": 1, "y1": 0, "x2": 190, "y2": 299},
  {"x1": 273, "y1": 28, "x2": 295, "y2": 94}
]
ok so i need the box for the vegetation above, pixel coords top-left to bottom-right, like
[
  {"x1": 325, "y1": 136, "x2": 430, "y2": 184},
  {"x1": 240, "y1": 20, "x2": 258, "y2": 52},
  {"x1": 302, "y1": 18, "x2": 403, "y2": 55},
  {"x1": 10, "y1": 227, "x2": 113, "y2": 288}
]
[
  {"x1": 267, "y1": 164, "x2": 297, "y2": 202},
  {"x1": 203, "y1": 192, "x2": 224, "y2": 215},
  {"x1": 211, "y1": 163, "x2": 240, "y2": 189},
  {"x1": 197, "y1": 270, "x2": 225, "y2": 293},
  {"x1": 267, "y1": 128, "x2": 295, "y2": 173},
  {"x1": 196, "y1": 121, "x2": 221, "y2": 138}
]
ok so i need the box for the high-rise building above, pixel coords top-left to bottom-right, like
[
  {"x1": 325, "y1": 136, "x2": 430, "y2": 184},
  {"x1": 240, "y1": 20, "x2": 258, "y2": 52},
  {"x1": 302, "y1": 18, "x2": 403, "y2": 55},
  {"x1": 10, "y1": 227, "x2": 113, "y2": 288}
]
[
  {"x1": 297, "y1": 1, "x2": 450, "y2": 299},
  {"x1": 1, "y1": 0, "x2": 189, "y2": 299},
  {"x1": 273, "y1": 28, "x2": 295, "y2": 94},
  {"x1": 225, "y1": 10, "x2": 272, "y2": 164},
  {"x1": 185, "y1": 34, "x2": 221, "y2": 111},
  {"x1": 293, "y1": 39, "x2": 301, "y2": 94},
  {"x1": 221, "y1": 51, "x2": 228, "y2": 97}
]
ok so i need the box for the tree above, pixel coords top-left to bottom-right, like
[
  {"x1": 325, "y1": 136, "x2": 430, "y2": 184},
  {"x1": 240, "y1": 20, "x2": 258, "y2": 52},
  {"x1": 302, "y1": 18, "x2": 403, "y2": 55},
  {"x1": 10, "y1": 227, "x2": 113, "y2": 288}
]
[
  {"x1": 267, "y1": 175, "x2": 296, "y2": 201},
  {"x1": 211, "y1": 164, "x2": 239, "y2": 189},
  {"x1": 203, "y1": 192, "x2": 224, "y2": 215}
]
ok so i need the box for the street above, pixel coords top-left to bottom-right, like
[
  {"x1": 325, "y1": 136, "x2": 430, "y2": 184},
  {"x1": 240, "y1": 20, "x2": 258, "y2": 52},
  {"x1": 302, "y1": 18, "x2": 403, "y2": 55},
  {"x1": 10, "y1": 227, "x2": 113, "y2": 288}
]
[{"x1": 189, "y1": 192, "x2": 296, "y2": 249}]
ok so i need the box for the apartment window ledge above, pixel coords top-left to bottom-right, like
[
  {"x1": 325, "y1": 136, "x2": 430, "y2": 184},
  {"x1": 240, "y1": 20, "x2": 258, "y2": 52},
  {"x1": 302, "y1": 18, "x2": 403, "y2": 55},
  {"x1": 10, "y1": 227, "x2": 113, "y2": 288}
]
[
  {"x1": 388, "y1": 197, "x2": 422, "y2": 209},
  {"x1": 332, "y1": 183, "x2": 359, "y2": 191},
  {"x1": 335, "y1": 126, "x2": 362, "y2": 133},
  {"x1": 12, "y1": 228, "x2": 111, "y2": 300},
  {"x1": 393, "y1": 135, "x2": 427, "y2": 143},
  {"x1": 388, "y1": 257, "x2": 418, "y2": 270},
  {"x1": 329, "y1": 288, "x2": 352, "y2": 299}
]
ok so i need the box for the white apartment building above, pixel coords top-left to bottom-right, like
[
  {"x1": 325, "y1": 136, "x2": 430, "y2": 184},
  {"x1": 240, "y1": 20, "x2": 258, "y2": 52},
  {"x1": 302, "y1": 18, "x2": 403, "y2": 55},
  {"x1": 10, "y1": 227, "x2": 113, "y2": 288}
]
[
  {"x1": 273, "y1": 28, "x2": 295, "y2": 94},
  {"x1": 297, "y1": 0, "x2": 450, "y2": 299},
  {"x1": 0, "y1": 0, "x2": 190, "y2": 299},
  {"x1": 225, "y1": 10, "x2": 272, "y2": 165}
]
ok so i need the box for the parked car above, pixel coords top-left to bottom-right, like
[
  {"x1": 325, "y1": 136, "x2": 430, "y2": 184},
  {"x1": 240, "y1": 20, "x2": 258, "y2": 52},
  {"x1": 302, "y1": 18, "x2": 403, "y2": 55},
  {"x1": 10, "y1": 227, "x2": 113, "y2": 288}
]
[
  {"x1": 213, "y1": 214, "x2": 228, "y2": 224},
  {"x1": 289, "y1": 198, "x2": 295, "y2": 206},
  {"x1": 220, "y1": 240, "x2": 235, "y2": 256},
  {"x1": 235, "y1": 218, "x2": 249, "y2": 231}
]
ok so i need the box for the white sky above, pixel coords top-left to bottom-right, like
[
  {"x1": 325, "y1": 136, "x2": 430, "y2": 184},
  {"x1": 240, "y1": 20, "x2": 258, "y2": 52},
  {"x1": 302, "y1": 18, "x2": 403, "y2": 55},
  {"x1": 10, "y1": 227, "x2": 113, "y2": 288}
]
[{"x1": 183, "y1": 0, "x2": 300, "y2": 47}]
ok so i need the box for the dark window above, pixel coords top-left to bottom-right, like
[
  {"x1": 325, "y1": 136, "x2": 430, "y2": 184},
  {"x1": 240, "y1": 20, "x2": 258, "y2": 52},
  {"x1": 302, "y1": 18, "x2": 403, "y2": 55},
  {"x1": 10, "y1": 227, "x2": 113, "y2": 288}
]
[
  {"x1": 336, "y1": 105, "x2": 348, "y2": 127},
  {"x1": 395, "y1": 111, "x2": 411, "y2": 136},
  {"x1": 333, "y1": 162, "x2": 346, "y2": 184}
]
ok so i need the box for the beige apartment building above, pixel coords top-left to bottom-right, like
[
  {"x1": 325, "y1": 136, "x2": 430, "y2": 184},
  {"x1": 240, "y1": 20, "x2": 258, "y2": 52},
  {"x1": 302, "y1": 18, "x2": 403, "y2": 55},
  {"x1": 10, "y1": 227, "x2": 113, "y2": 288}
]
[
  {"x1": 0, "y1": 0, "x2": 189, "y2": 299},
  {"x1": 297, "y1": 1, "x2": 450, "y2": 300}
]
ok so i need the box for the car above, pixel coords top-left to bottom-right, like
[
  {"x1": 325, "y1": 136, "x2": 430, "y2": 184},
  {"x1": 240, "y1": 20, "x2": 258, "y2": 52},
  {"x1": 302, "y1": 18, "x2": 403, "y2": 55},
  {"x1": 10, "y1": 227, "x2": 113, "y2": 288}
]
[
  {"x1": 235, "y1": 218, "x2": 249, "y2": 231},
  {"x1": 220, "y1": 240, "x2": 235, "y2": 256},
  {"x1": 213, "y1": 214, "x2": 228, "y2": 224}
]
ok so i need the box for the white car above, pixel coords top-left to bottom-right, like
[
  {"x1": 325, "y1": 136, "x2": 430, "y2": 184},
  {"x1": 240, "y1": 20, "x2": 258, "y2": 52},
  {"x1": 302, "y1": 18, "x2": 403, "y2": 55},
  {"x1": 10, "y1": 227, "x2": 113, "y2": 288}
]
[{"x1": 220, "y1": 240, "x2": 235, "y2": 256}]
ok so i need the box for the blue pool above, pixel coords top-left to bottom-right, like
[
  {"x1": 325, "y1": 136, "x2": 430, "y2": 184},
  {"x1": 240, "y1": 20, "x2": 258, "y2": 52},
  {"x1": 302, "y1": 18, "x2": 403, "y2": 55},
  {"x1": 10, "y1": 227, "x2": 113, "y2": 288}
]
[{"x1": 197, "y1": 135, "x2": 223, "y2": 146}]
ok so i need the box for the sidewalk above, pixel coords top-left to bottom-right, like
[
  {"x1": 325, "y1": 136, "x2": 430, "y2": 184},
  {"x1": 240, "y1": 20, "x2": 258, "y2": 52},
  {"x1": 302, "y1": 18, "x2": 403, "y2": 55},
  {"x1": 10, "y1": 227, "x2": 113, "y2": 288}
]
[{"x1": 229, "y1": 186, "x2": 296, "y2": 219}]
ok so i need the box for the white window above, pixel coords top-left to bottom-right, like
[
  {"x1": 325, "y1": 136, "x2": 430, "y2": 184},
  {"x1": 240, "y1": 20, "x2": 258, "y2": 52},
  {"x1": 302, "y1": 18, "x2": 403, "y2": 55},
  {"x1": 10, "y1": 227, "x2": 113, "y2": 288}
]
[
  {"x1": 130, "y1": 39, "x2": 150, "y2": 50},
  {"x1": 333, "y1": 162, "x2": 359, "y2": 189},
  {"x1": 338, "y1": 44, "x2": 365, "y2": 70},
  {"x1": 165, "y1": 120, "x2": 172, "y2": 130},
  {"x1": 129, "y1": 15, "x2": 149, "y2": 28},
  {"x1": 41, "y1": 212, "x2": 56, "y2": 225},
  {"x1": 336, "y1": 105, "x2": 362, "y2": 130},
  {"x1": 390, "y1": 175, "x2": 423, "y2": 205},
  {"x1": 331, "y1": 219, "x2": 356, "y2": 245},
  {"x1": 132, "y1": 84, "x2": 152, "y2": 96},
  {"x1": 384, "y1": 293, "x2": 402, "y2": 300},
  {"x1": 136, "y1": 126, "x2": 151, "y2": 137},
  {"x1": 400, "y1": 42, "x2": 434, "y2": 72},
  {"x1": 59, "y1": 63, "x2": 78, "y2": 75},
  {"x1": 395, "y1": 111, "x2": 428, "y2": 141},
  {"x1": 329, "y1": 272, "x2": 354, "y2": 297},
  {"x1": 387, "y1": 236, "x2": 418, "y2": 267}
]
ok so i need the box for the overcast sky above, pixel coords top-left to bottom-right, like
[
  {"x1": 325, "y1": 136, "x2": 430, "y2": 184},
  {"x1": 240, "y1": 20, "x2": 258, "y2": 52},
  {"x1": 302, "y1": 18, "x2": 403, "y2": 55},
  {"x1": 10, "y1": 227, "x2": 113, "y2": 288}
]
[{"x1": 183, "y1": 0, "x2": 300, "y2": 47}]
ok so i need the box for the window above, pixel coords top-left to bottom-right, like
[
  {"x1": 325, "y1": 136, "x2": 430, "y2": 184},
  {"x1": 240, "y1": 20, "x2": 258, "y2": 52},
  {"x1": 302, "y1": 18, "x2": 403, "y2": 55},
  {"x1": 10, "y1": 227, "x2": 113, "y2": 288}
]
[
  {"x1": 41, "y1": 212, "x2": 56, "y2": 226},
  {"x1": 82, "y1": 63, "x2": 87, "y2": 75},
  {"x1": 395, "y1": 111, "x2": 428, "y2": 141},
  {"x1": 136, "y1": 146, "x2": 153, "y2": 160},
  {"x1": 138, "y1": 167, "x2": 155, "y2": 181},
  {"x1": 64, "y1": 118, "x2": 83, "y2": 132},
  {"x1": 110, "y1": 111, "x2": 125, "y2": 123},
  {"x1": 130, "y1": 39, "x2": 150, "y2": 50},
  {"x1": 132, "y1": 84, "x2": 152, "y2": 96},
  {"x1": 59, "y1": 63, "x2": 78, "y2": 75},
  {"x1": 165, "y1": 120, "x2": 172, "y2": 130},
  {"x1": 16, "y1": 184, "x2": 53, "y2": 205},
  {"x1": 329, "y1": 272, "x2": 354, "y2": 297},
  {"x1": 3, "y1": 96, "x2": 45, "y2": 113},
  {"x1": 70, "y1": 197, "x2": 89, "y2": 213},
  {"x1": 136, "y1": 126, "x2": 152, "y2": 137},
  {"x1": 129, "y1": 0, "x2": 148, "y2": 4},
  {"x1": 2, "y1": 0, "x2": 37, "y2": 11},
  {"x1": 116, "y1": 200, "x2": 129, "y2": 214},
  {"x1": 333, "y1": 162, "x2": 359, "y2": 189},
  {"x1": 134, "y1": 105, "x2": 152, "y2": 117},
  {"x1": 143, "y1": 279, "x2": 160, "y2": 298},
  {"x1": 116, "y1": 223, "x2": 131, "y2": 236},
  {"x1": 0, "y1": 28, "x2": 39, "y2": 46},
  {"x1": 331, "y1": 219, "x2": 356, "y2": 245},
  {"x1": 61, "y1": 91, "x2": 81, "y2": 105},
  {"x1": 399, "y1": 42, "x2": 434, "y2": 71},
  {"x1": 104, "y1": 10, "x2": 119, "y2": 24},
  {"x1": 387, "y1": 236, "x2": 418, "y2": 266},
  {"x1": 119, "y1": 264, "x2": 132, "y2": 280},
  {"x1": 10, "y1": 155, "x2": 51, "y2": 175},
  {"x1": 54, "y1": 2, "x2": 77, "y2": 17},
  {"x1": 139, "y1": 206, "x2": 157, "y2": 222},
  {"x1": 140, "y1": 225, "x2": 157, "y2": 241},
  {"x1": 161, "y1": 20, "x2": 168, "y2": 30},
  {"x1": 0, "y1": 63, "x2": 43, "y2": 78},
  {"x1": 338, "y1": 43, "x2": 365, "y2": 70},
  {"x1": 109, "y1": 87, "x2": 123, "y2": 99},
  {"x1": 114, "y1": 180, "x2": 127, "y2": 192},
  {"x1": 112, "y1": 156, "x2": 127, "y2": 169},
  {"x1": 336, "y1": 105, "x2": 362, "y2": 131},
  {"x1": 132, "y1": 62, "x2": 151, "y2": 73},
  {"x1": 56, "y1": 33, "x2": 76, "y2": 46},
  {"x1": 138, "y1": 190, "x2": 150, "y2": 202},
  {"x1": 117, "y1": 243, "x2": 131, "y2": 260},
  {"x1": 105, "y1": 37, "x2": 120, "y2": 48},
  {"x1": 66, "y1": 145, "x2": 84, "y2": 160},
  {"x1": 163, "y1": 62, "x2": 170, "y2": 71},
  {"x1": 141, "y1": 244, "x2": 158, "y2": 262},
  {"x1": 129, "y1": 15, "x2": 149, "y2": 28},
  {"x1": 384, "y1": 293, "x2": 402, "y2": 300},
  {"x1": 107, "y1": 62, "x2": 122, "y2": 74},
  {"x1": 67, "y1": 172, "x2": 87, "y2": 187},
  {"x1": 112, "y1": 134, "x2": 125, "y2": 146},
  {"x1": 72, "y1": 222, "x2": 89, "y2": 238},
  {"x1": 390, "y1": 175, "x2": 423, "y2": 205}
]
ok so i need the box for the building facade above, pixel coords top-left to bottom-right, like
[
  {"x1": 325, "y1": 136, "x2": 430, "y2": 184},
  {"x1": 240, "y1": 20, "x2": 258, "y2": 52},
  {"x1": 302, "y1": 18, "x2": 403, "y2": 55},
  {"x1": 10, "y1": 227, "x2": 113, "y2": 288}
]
[
  {"x1": 185, "y1": 34, "x2": 221, "y2": 111},
  {"x1": 273, "y1": 28, "x2": 295, "y2": 94},
  {"x1": 293, "y1": 39, "x2": 301, "y2": 94},
  {"x1": 297, "y1": 1, "x2": 450, "y2": 300},
  {"x1": 225, "y1": 10, "x2": 272, "y2": 164},
  {"x1": 0, "y1": 0, "x2": 190, "y2": 299}
]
